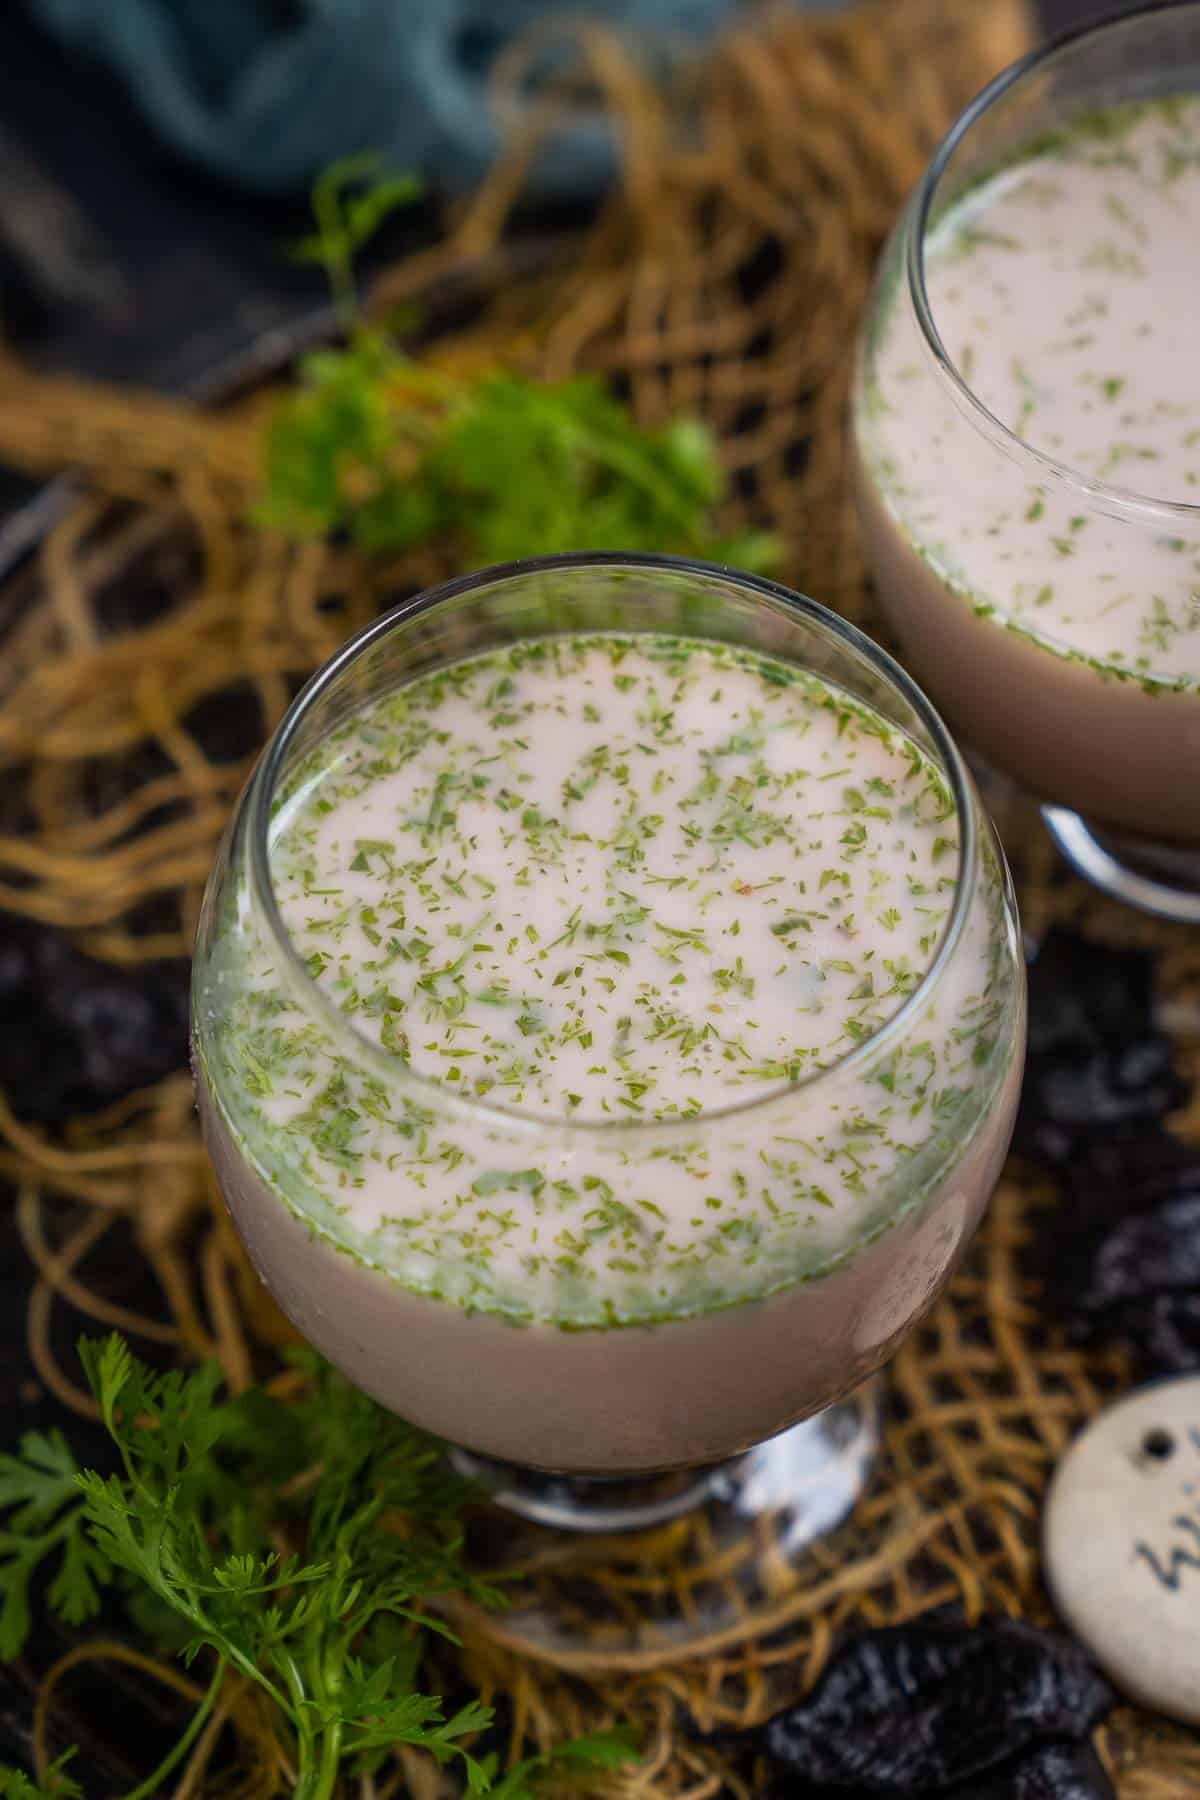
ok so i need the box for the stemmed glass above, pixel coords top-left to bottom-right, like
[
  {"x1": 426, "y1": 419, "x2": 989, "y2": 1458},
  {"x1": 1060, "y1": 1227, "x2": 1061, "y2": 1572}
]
[
  {"x1": 852, "y1": 2, "x2": 1200, "y2": 922},
  {"x1": 192, "y1": 554, "x2": 1025, "y2": 1654}
]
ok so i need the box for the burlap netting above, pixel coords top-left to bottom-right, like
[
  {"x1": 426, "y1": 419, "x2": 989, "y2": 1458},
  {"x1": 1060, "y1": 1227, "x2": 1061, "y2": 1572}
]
[{"x1": 2, "y1": 1, "x2": 1200, "y2": 1791}]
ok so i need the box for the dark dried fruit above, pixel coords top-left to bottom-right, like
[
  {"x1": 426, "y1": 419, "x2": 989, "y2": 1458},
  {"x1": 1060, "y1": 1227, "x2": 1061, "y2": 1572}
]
[
  {"x1": 1015, "y1": 930, "x2": 1200, "y2": 1375},
  {"x1": 0, "y1": 914, "x2": 190, "y2": 1124},
  {"x1": 957, "y1": 1741, "x2": 1115, "y2": 1799},
  {"x1": 1015, "y1": 930, "x2": 1185, "y2": 1166},
  {"x1": 1036, "y1": 1131, "x2": 1200, "y2": 1375},
  {"x1": 760, "y1": 1612, "x2": 1113, "y2": 1793}
]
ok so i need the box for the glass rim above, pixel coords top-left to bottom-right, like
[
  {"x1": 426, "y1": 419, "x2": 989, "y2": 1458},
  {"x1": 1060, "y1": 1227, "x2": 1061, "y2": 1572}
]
[
  {"x1": 907, "y1": 0, "x2": 1200, "y2": 525},
  {"x1": 244, "y1": 551, "x2": 981, "y2": 1141}
]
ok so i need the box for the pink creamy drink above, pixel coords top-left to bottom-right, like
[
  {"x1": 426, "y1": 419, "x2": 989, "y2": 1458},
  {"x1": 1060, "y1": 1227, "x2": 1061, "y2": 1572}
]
[
  {"x1": 193, "y1": 623, "x2": 1023, "y2": 1473},
  {"x1": 854, "y1": 98, "x2": 1200, "y2": 841}
]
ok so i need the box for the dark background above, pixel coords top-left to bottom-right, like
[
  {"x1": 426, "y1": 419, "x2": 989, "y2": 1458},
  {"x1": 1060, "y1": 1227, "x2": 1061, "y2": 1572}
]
[{"x1": 0, "y1": 0, "x2": 1134, "y2": 402}]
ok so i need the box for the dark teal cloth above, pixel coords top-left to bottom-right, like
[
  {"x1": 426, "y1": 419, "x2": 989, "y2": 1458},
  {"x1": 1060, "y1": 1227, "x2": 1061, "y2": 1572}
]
[{"x1": 31, "y1": 0, "x2": 782, "y2": 197}]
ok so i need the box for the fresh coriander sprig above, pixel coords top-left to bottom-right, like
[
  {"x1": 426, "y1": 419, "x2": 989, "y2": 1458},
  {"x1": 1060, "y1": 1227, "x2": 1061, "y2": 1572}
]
[
  {"x1": 259, "y1": 159, "x2": 778, "y2": 573},
  {"x1": 480, "y1": 1728, "x2": 640, "y2": 1798},
  {"x1": 0, "y1": 1336, "x2": 635, "y2": 1800},
  {"x1": 0, "y1": 1750, "x2": 81, "y2": 1800},
  {"x1": 0, "y1": 1425, "x2": 107, "y2": 1660},
  {"x1": 289, "y1": 153, "x2": 423, "y2": 332},
  {"x1": 0, "y1": 1735, "x2": 639, "y2": 1800}
]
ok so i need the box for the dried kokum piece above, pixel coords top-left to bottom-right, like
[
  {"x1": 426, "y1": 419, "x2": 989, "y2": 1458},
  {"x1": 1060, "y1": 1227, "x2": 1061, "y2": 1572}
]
[
  {"x1": 760, "y1": 1612, "x2": 1114, "y2": 1792},
  {"x1": 1015, "y1": 930, "x2": 1184, "y2": 1166},
  {"x1": 956, "y1": 1741, "x2": 1115, "y2": 1799},
  {"x1": 767, "y1": 1740, "x2": 1115, "y2": 1797},
  {"x1": 1036, "y1": 1131, "x2": 1200, "y2": 1376}
]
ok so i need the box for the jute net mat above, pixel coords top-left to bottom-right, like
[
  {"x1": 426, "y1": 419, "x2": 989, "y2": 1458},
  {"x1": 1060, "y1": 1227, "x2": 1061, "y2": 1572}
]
[{"x1": 3, "y1": 0, "x2": 1200, "y2": 1791}]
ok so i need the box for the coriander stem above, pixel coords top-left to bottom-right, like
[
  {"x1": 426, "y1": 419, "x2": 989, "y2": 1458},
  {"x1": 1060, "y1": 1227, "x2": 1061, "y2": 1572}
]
[
  {"x1": 296, "y1": 1630, "x2": 345, "y2": 1800},
  {"x1": 299, "y1": 1720, "x2": 343, "y2": 1800},
  {"x1": 116, "y1": 1657, "x2": 226, "y2": 1800},
  {"x1": 281, "y1": 1652, "x2": 317, "y2": 1781}
]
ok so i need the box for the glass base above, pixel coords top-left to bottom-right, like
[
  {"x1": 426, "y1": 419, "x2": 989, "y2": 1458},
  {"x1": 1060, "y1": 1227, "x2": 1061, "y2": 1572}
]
[
  {"x1": 449, "y1": 1384, "x2": 879, "y2": 1666},
  {"x1": 1041, "y1": 806, "x2": 1200, "y2": 924}
]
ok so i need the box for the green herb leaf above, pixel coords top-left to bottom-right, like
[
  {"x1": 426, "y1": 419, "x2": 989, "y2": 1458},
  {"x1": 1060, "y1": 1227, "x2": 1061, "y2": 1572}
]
[
  {"x1": 289, "y1": 153, "x2": 423, "y2": 328},
  {"x1": 0, "y1": 1749, "x2": 81, "y2": 1800},
  {"x1": 0, "y1": 1430, "x2": 104, "y2": 1657},
  {"x1": 0, "y1": 1336, "x2": 524, "y2": 1797},
  {"x1": 261, "y1": 155, "x2": 776, "y2": 575},
  {"x1": 483, "y1": 1726, "x2": 640, "y2": 1799}
]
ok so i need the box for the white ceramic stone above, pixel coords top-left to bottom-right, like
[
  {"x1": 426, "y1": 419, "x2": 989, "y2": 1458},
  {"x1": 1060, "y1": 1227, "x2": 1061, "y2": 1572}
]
[{"x1": 1043, "y1": 1376, "x2": 1200, "y2": 1725}]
